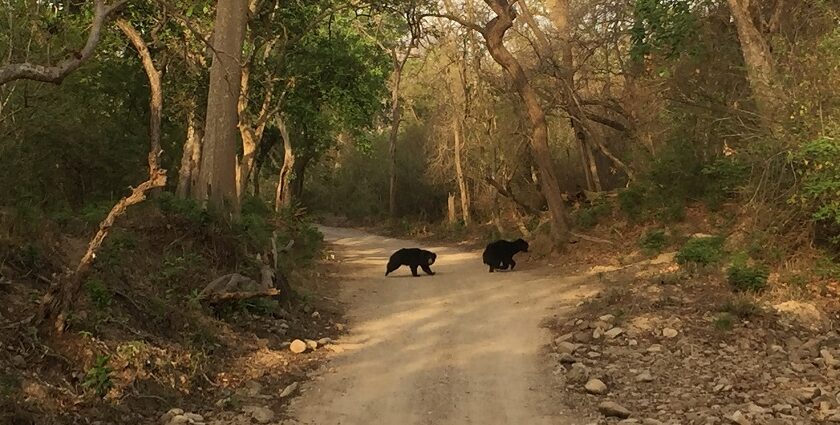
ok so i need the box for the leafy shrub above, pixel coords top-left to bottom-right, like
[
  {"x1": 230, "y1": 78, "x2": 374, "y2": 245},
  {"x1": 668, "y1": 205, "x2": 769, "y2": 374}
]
[
  {"x1": 792, "y1": 137, "x2": 840, "y2": 247},
  {"x1": 157, "y1": 192, "x2": 209, "y2": 225},
  {"x1": 713, "y1": 313, "x2": 734, "y2": 331},
  {"x1": 85, "y1": 278, "x2": 111, "y2": 310},
  {"x1": 639, "y1": 229, "x2": 668, "y2": 254},
  {"x1": 701, "y1": 157, "x2": 748, "y2": 209},
  {"x1": 619, "y1": 187, "x2": 646, "y2": 220},
  {"x1": 574, "y1": 201, "x2": 612, "y2": 229},
  {"x1": 727, "y1": 263, "x2": 769, "y2": 293},
  {"x1": 676, "y1": 236, "x2": 725, "y2": 266},
  {"x1": 82, "y1": 355, "x2": 112, "y2": 397}
]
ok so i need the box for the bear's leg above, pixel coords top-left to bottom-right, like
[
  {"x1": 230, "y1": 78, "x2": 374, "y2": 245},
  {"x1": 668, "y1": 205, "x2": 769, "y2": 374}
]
[
  {"x1": 421, "y1": 264, "x2": 435, "y2": 275},
  {"x1": 509, "y1": 258, "x2": 517, "y2": 270},
  {"x1": 498, "y1": 260, "x2": 510, "y2": 270},
  {"x1": 410, "y1": 265, "x2": 420, "y2": 276},
  {"x1": 488, "y1": 265, "x2": 495, "y2": 273},
  {"x1": 385, "y1": 261, "x2": 399, "y2": 276}
]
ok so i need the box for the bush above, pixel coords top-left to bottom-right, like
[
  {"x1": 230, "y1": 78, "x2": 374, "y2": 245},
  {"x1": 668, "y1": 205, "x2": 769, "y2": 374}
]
[
  {"x1": 727, "y1": 263, "x2": 769, "y2": 293},
  {"x1": 82, "y1": 355, "x2": 112, "y2": 397},
  {"x1": 574, "y1": 201, "x2": 612, "y2": 229},
  {"x1": 639, "y1": 229, "x2": 668, "y2": 254},
  {"x1": 618, "y1": 187, "x2": 646, "y2": 220},
  {"x1": 792, "y1": 137, "x2": 840, "y2": 248},
  {"x1": 85, "y1": 278, "x2": 112, "y2": 310},
  {"x1": 676, "y1": 236, "x2": 725, "y2": 266}
]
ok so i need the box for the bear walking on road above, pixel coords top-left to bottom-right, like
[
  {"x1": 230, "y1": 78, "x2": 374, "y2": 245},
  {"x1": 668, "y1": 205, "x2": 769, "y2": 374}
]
[
  {"x1": 482, "y1": 239, "x2": 529, "y2": 273},
  {"x1": 386, "y1": 248, "x2": 437, "y2": 277}
]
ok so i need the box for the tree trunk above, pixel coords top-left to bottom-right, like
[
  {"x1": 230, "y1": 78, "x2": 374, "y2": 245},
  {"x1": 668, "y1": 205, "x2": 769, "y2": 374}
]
[
  {"x1": 387, "y1": 61, "x2": 404, "y2": 218},
  {"x1": 176, "y1": 101, "x2": 203, "y2": 198},
  {"x1": 274, "y1": 115, "x2": 295, "y2": 211},
  {"x1": 37, "y1": 19, "x2": 167, "y2": 334},
  {"x1": 453, "y1": 118, "x2": 471, "y2": 225},
  {"x1": 726, "y1": 0, "x2": 779, "y2": 125},
  {"x1": 194, "y1": 0, "x2": 249, "y2": 216},
  {"x1": 447, "y1": 192, "x2": 457, "y2": 224},
  {"x1": 236, "y1": 49, "x2": 275, "y2": 200},
  {"x1": 482, "y1": 0, "x2": 570, "y2": 242}
]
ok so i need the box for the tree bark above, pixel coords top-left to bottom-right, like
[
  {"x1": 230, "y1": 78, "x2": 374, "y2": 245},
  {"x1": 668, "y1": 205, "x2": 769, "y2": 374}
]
[
  {"x1": 194, "y1": 0, "x2": 249, "y2": 216},
  {"x1": 726, "y1": 0, "x2": 779, "y2": 125},
  {"x1": 387, "y1": 52, "x2": 407, "y2": 217},
  {"x1": 482, "y1": 0, "x2": 570, "y2": 242},
  {"x1": 0, "y1": 0, "x2": 128, "y2": 86},
  {"x1": 447, "y1": 192, "x2": 457, "y2": 224},
  {"x1": 37, "y1": 19, "x2": 167, "y2": 334},
  {"x1": 176, "y1": 101, "x2": 204, "y2": 198},
  {"x1": 274, "y1": 115, "x2": 295, "y2": 211},
  {"x1": 453, "y1": 118, "x2": 471, "y2": 225}
]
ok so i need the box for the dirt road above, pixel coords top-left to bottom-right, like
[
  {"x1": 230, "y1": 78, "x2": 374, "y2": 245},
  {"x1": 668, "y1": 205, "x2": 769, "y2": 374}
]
[{"x1": 284, "y1": 226, "x2": 594, "y2": 425}]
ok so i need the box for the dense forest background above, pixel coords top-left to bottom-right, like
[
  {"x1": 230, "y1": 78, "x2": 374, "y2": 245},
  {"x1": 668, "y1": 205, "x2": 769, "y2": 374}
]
[{"x1": 0, "y1": 0, "x2": 839, "y2": 422}]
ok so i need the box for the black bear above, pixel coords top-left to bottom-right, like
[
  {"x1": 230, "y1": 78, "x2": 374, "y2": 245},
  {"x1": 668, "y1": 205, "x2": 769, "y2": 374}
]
[
  {"x1": 385, "y1": 248, "x2": 437, "y2": 277},
  {"x1": 482, "y1": 238, "x2": 529, "y2": 273}
]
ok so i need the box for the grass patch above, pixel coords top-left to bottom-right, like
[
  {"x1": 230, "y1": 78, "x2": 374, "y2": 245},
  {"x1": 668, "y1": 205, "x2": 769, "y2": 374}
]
[
  {"x1": 676, "y1": 236, "x2": 725, "y2": 267},
  {"x1": 713, "y1": 313, "x2": 735, "y2": 331},
  {"x1": 727, "y1": 263, "x2": 769, "y2": 293},
  {"x1": 639, "y1": 229, "x2": 668, "y2": 255},
  {"x1": 720, "y1": 296, "x2": 761, "y2": 319}
]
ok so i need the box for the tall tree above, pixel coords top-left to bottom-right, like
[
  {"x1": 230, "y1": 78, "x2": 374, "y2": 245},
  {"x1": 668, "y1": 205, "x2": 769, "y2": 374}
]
[{"x1": 194, "y1": 0, "x2": 249, "y2": 215}]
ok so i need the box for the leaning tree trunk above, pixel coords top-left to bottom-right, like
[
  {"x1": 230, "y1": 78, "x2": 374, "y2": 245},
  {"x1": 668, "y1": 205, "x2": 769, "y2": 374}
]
[
  {"x1": 274, "y1": 115, "x2": 295, "y2": 211},
  {"x1": 194, "y1": 0, "x2": 249, "y2": 216},
  {"x1": 726, "y1": 0, "x2": 779, "y2": 127},
  {"x1": 37, "y1": 19, "x2": 167, "y2": 334},
  {"x1": 482, "y1": 0, "x2": 570, "y2": 242}
]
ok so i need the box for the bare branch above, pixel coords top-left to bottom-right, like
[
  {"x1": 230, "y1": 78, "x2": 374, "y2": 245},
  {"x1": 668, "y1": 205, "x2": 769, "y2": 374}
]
[
  {"x1": 0, "y1": 0, "x2": 129, "y2": 86},
  {"x1": 420, "y1": 12, "x2": 484, "y2": 34}
]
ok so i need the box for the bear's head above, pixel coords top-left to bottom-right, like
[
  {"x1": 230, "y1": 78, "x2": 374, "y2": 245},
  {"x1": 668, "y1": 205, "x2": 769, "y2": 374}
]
[
  {"x1": 515, "y1": 238, "x2": 529, "y2": 253},
  {"x1": 427, "y1": 252, "x2": 437, "y2": 265}
]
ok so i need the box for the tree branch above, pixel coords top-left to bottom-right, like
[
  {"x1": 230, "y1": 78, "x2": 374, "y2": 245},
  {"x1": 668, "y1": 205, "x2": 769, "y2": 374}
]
[
  {"x1": 0, "y1": 0, "x2": 129, "y2": 86},
  {"x1": 420, "y1": 12, "x2": 484, "y2": 34}
]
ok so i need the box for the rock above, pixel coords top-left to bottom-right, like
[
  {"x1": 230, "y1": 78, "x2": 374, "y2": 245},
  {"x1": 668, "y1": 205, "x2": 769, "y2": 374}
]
[
  {"x1": 559, "y1": 353, "x2": 579, "y2": 364},
  {"x1": 557, "y1": 341, "x2": 579, "y2": 354},
  {"x1": 642, "y1": 420, "x2": 664, "y2": 425},
  {"x1": 647, "y1": 344, "x2": 663, "y2": 353},
  {"x1": 290, "y1": 339, "x2": 308, "y2": 354},
  {"x1": 726, "y1": 411, "x2": 750, "y2": 425},
  {"x1": 327, "y1": 344, "x2": 344, "y2": 353},
  {"x1": 662, "y1": 328, "x2": 679, "y2": 338},
  {"x1": 593, "y1": 327, "x2": 604, "y2": 339},
  {"x1": 11, "y1": 355, "x2": 24, "y2": 368},
  {"x1": 566, "y1": 364, "x2": 589, "y2": 383},
  {"x1": 771, "y1": 404, "x2": 792, "y2": 414},
  {"x1": 160, "y1": 409, "x2": 184, "y2": 425},
  {"x1": 746, "y1": 403, "x2": 767, "y2": 415},
  {"x1": 305, "y1": 339, "x2": 319, "y2": 350},
  {"x1": 243, "y1": 406, "x2": 275, "y2": 424},
  {"x1": 183, "y1": 413, "x2": 204, "y2": 423},
  {"x1": 605, "y1": 327, "x2": 624, "y2": 339},
  {"x1": 599, "y1": 401, "x2": 631, "y2": 419},
  {"x1": 318, "y1": 337, "x2": 333, "y2": 346},
  {"x1": 242, "y1": 380, "x2": 262, "y2": 397},
  {"x1": 555, "y1": 332, "x2": 574, "y2": 343},
  {"x1": 168, "y1": 416, "x2": 191, "y2": 425},
  {"x1": 280, "y1": 382, "x2": 299, "y2": 398},
  {"x1": 793, "y1": 387, "x2": 820, "y2": 404},
  {"x1": 585, "y1": 379, "x2": 609, "y2": 395},
  {"x1": 635, "y1": 371, "x2": 654, "y2": 383},
  {"x1": 311, "y1": 311, "x2": 320, "y2": 319},
  {"x1": 574, "y1": 331, "x2": 593, "y2": 343},
  {"x1": 599, "y1": 314, "x2": 616, "y2": 323},
  {"x1": 335, "y1": 323, "x2": 346, "y2": 331},
  {"x1": 821, "y1": 349, "x2": 839, "y2": 367}
]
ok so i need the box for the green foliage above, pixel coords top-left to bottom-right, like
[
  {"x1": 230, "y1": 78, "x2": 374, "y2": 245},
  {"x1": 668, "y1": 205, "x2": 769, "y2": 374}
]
[
  {"x1": 676, "y1": 236, "x2": 725, "y2": 267},
  {"x1": 574, "y1": 201, "x2": 612, "y2": 229},
  {"x1": 713, "y1": 313, "x2": 734, "y2": 331},
  {"x1": 630, "y1": 0, "x2": 699, "y2": 61},
  {"x1": 85, "y1": 278, "x2": 112, "y2": 310},
  {"x1": 157, "y1": 192, "x2": 209, "y2": 225},
  {"x1": 153, "y1": 252, "x2": 205, "y2": 285},
  {"x1": 618, "y1": 187, "x2": 647, "y2": 220},
  {"x1": 82, "y1": 355, "x2": 113, "y2": 397},
  {"x1": 792, "y1": 137, "x2": 840, "y2": 246},
  {"x1": 639, "y1": 229, "x2": 668, "y2": 254},
  {"x1": 727, "y1": 263, "x2": 769, "y2": 293}
]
